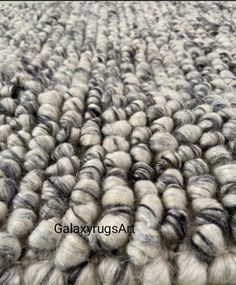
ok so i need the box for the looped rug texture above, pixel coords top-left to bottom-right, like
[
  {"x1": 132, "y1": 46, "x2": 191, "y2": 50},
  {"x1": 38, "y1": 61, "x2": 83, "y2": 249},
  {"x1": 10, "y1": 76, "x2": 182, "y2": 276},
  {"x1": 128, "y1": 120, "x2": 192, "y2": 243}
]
[{"x1": 0, "y1": 1, "x2": 236, "y2": 284}]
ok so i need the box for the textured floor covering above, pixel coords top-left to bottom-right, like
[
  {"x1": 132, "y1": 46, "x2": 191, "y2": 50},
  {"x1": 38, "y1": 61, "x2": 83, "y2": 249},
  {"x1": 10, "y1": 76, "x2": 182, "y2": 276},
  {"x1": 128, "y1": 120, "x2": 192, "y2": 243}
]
[{"x1": 1, "y1": 1, "x2": 236, "y2": 285}]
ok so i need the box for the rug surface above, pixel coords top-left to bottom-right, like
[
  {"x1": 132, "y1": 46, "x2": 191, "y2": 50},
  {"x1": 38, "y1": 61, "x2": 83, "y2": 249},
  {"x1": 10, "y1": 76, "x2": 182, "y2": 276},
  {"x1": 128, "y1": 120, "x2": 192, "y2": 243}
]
[{"x1": 0, "y1": 1, "x2": 236, "y2": 284}]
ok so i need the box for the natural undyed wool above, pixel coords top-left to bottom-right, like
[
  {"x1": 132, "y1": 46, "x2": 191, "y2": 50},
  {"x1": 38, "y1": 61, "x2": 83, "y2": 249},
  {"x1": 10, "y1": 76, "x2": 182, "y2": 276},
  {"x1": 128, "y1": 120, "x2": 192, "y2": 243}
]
[{"x1": 1, "y1": 1, "x2": 236, "y2": 284}]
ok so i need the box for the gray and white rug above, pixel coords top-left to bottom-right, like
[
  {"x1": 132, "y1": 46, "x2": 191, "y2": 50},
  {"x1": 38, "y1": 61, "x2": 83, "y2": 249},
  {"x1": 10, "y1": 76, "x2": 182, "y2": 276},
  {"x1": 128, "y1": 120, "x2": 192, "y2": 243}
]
[{"x1": 0, "y1": 1, "x2": 236, "y2": 284}]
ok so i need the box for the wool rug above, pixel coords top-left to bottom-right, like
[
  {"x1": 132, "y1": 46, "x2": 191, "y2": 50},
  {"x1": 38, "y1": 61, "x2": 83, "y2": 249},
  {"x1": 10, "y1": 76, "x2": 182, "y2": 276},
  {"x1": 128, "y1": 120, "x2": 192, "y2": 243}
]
[{"x1": 0, "y1": 1, "x2": 236, "y2": 284}]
